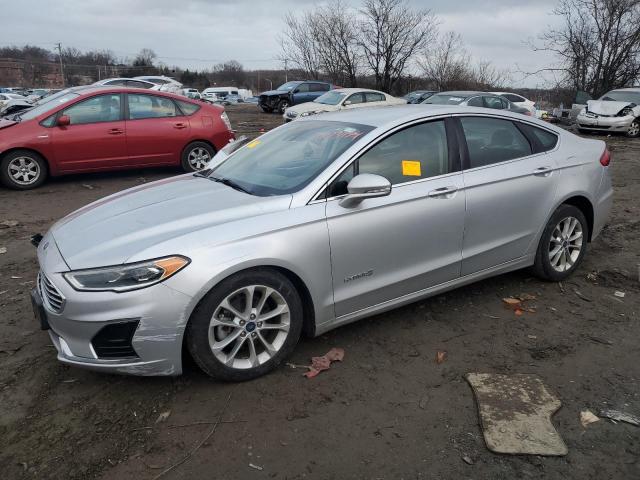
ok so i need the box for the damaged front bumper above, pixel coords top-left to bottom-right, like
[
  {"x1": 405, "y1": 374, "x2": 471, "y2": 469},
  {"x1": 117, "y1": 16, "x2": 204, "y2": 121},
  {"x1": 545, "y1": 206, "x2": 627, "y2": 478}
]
[
  {"x1": 576, "y1": 112, "x2": 635, "y2": 132},
  {"x1": 35, "y1": 234, "x2": 192, "y2": 376}
]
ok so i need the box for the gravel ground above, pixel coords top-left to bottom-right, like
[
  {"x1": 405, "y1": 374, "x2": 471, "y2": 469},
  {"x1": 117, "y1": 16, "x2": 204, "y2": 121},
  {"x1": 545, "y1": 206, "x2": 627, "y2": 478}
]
[{"x1": 0, "y1": 104, "x2": 638, "y2": 480}]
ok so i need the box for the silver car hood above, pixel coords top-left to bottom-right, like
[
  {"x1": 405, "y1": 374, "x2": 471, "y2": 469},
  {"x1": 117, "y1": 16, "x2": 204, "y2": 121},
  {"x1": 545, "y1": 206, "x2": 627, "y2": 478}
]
[
  {"x1": 51, "y1": 174, "x2": 292, "y2": 269},
  {"x1": 586, "y1": 100, "x2": 635, "y2": 115}
]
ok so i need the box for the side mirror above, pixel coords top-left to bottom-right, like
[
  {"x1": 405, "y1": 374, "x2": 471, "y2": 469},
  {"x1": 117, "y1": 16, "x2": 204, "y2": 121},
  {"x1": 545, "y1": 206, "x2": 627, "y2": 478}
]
[
  {"x1": 339, "y1": 174, "x2": 391, "y2": 208},
  {"x1": 57, "y1": 115, "x2": 70, "y2": 127}
]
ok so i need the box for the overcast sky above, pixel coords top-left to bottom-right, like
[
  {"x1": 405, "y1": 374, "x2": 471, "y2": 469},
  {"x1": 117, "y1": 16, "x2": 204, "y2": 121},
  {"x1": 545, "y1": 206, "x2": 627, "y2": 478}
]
[{"x1": 3, "y1": 0, "x2": 563, "y2": 87}]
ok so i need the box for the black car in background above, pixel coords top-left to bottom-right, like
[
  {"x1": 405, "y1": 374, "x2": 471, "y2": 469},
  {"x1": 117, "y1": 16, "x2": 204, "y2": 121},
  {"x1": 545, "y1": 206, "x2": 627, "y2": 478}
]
[
  {"x1": 404, "y1": 90, "x2": 437, "y2": 104},
  {"x1": 258, "y1": 80, "x2": 334, "y2": 114}
]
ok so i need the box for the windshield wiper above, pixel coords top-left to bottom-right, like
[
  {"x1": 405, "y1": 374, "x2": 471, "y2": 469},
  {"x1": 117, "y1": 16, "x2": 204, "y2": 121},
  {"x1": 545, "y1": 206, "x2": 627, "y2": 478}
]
[{"x1": 210, "y1": 176, "x2": 252, "y2": 194}]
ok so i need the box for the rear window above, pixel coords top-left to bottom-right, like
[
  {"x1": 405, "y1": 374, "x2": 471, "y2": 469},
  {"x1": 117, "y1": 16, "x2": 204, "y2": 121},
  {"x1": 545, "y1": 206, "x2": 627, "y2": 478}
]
[{"x1": 176, "y1": 100, "x2": 201, "y2": 115}]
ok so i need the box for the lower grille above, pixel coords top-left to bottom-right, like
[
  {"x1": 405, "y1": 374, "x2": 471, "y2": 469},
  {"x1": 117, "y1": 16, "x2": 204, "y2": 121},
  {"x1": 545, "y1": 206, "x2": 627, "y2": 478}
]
[
  {"x1": 91, "y1": 320, "x2": 140, "y2": 359},
  {"x1": 39, "y1": 272, "x2": 65, "y2": 313}
]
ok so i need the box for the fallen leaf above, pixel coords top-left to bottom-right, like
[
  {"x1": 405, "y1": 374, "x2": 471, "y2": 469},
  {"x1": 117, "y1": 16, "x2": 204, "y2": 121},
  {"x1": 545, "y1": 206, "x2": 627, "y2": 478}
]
[
  {"x1": 580, "y1": 410, "x2": 599, "y2": 427},
  {"x1": 155, "y1": 410, "x2": 171, "y2": 423},
  {"x1": 435, "y1": 351, "x2": 447, "y2": 364}
]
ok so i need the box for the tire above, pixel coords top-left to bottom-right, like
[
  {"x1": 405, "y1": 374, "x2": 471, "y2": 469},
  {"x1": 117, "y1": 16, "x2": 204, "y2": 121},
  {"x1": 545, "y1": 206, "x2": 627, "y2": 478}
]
[
  {"x1": 278, "y1": 100, "x2": 290, "y2": 114},
  {"x1": 186, "y1": 269, "x2": 304, "y2": 381},
  {"x1": 532, "y1": 204, "x2": 589, "y2": 282},
  {"x1": 260, "y1": 106, "x2": 273, "y2": 113},
  {"x1": 626, "y1": 119, "x2": 640, "y2": 138},
  {"x1": 0, "y1": 149, "x2": 48, "y2": 190},
  {"x1": 181, "y1": 141, "x2": 216, "y2": 172}
]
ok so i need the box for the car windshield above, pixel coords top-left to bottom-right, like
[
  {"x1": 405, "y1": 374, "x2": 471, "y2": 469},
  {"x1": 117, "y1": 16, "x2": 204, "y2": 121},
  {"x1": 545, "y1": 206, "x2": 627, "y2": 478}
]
[
  {"x1": 315, "y1": 91, "x2": 347, "y2": 105},
  {"x1": 207, "y1": 120, "x2": 373, "y2": 196},
  {"x1": 423, "y1": 94, "x2": 467, "y2": 105},
  {"x1": 18, "y1": 93, "x2": 79, "y2": 121},
  {"x1": 277, "y1": 82, "x2": 300, "y2": 91},
  {"x1": 599, "y1": 90, "x2": 640, "y2": 104}
]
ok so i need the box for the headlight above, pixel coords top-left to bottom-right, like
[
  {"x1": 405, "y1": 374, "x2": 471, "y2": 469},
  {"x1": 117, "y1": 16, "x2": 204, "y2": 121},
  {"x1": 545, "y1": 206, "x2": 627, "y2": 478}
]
[
  {"x1": 618, "y1": 107, "x2": 633, "y2": 117},
  {"x1": 63, "y1": 256, "x2": 190, "y2": 292},
  {"x1": 300, "y1": 110, "x2": 323, "y2": 117}
]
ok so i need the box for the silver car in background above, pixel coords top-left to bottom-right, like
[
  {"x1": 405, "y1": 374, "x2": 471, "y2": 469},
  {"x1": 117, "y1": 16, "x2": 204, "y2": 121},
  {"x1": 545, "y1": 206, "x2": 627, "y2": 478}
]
[
  {"x1": 576, "y1": 88, "x2": 640, "y2": 138},
  {"x1": 32, "y1": 105, "x2": 613, "y2": 381}
]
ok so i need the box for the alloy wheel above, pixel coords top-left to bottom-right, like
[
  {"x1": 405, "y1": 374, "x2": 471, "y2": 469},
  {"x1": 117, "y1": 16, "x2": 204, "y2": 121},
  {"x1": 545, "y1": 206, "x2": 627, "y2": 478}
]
[
  {"x1": 548, "y1": 216, "x2": 583, "y2": 272},
  {"x1": 188, "y1": 147, "x2": 211, "y2": 170},
  {"x1": 628, "y1": 120, "x2": 639, "y2": 137},
  {"x1": 208, "y1": 285, "x2": 291, "y2": 369},
  {"x1": 8, "y1": 156, "x2": 40, "y2": 186}
]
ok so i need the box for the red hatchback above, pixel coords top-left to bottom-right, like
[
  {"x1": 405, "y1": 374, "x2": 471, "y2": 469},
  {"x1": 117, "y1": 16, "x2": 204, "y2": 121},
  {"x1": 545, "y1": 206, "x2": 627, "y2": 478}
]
[{"x1": 0, "y1": 86, "x2": 235, "y2": 189}]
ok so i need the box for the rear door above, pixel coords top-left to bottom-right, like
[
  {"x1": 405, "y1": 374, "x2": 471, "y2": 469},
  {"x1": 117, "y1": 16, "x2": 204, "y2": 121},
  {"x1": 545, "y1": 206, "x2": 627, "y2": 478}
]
[
  {"x1": 124, "y1": 93, "x2": 190, "y2": 166},
  {"x1": 51, "y1": 93, "x2": 128, "y2": 171},
  {"x1": 457, "y1": 115, "x2": 560, "y2": 275},
  {"x1": 325, "y1": 118, "x2": 466, "y2": 316}
]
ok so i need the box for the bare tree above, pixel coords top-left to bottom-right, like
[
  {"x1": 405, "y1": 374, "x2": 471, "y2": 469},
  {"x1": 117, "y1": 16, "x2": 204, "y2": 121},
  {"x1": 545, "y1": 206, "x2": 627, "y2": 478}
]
[
  {"x1": 418, "y1": 32, "x2": 470, "y2": 90},
  {"x1": 534, "y1": 0, "x2": 640, "y2": 97},
  {"x1": 280, "y1": 13, "x2": 321, "y2": 79},
  {"x1": 472, "y1": 60, "x2": 509, "y2": 90},
  {"x1": 358, "y1": 0, "x2": 438, "y2": 92},
  {"x1": 133, "y1": 48, "x2": 157, "y2": 67}
]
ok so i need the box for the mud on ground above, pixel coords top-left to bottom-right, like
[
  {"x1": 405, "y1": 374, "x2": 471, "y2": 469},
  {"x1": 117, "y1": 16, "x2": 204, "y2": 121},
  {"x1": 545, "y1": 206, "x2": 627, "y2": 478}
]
[{"x1": 0, "y1": 104, "x2": 638, "y2": 479}]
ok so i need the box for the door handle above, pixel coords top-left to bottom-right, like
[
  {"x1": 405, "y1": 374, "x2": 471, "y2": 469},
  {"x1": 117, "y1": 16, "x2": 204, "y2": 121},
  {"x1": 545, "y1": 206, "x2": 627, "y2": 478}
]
[
  {"x1": 533, "y1": 166, "x2": 552, "y2": 176},
  {"x1": 108, "y1": 128, "x2": 124, "y2": 135},
  {"x1": 173, "y1": 123, "x2": 187, "y2": 129},
  {"x1": 428, "y1": 186, "x2": 458, "y2": 198}
]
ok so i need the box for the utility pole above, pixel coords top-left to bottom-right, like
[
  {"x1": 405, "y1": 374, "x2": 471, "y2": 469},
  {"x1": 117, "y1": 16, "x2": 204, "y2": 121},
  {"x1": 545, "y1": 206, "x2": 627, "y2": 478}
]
[
  {"x1": 55, "y1": 42, "x2": 66, "y2": 87},
  {"x1": 284, "y1": 58, "x2": 288, "y2": 82}
]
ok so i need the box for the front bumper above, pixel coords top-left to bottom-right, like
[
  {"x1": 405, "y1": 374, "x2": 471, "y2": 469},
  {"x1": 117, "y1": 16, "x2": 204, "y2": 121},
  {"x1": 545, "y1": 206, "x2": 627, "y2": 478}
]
[
  {"x1": 576, "y1": 113, "x2": 634, "y2": 132},
  {"x1": 35, "y1": 238, "x2": 193, "y2": 376}
]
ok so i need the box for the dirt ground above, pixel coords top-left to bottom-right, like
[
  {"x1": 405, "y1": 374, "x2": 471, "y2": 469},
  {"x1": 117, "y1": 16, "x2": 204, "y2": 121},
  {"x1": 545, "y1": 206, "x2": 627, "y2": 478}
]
[{"x1": 1, "y1": 104, "x2": 638, "y2": 480}]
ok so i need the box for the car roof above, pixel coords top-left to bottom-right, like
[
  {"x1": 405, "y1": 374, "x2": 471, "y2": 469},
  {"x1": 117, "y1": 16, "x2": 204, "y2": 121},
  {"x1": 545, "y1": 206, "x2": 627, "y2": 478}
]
[
  {"x1": 609, "y1": 87, "x2": 640, "y2": 92},
  {"x1": 300, "y1": 104, "x2": 551, "y2": 129},
  {"x1": 67, "y1": 85, "x2": 191, "y2": 100},
  {"x1": 434, "y1": 91, "x2": 490, "y2": 97},
  {"x1": 332, "y1": 88, "x2": 386, "y2": 94}
]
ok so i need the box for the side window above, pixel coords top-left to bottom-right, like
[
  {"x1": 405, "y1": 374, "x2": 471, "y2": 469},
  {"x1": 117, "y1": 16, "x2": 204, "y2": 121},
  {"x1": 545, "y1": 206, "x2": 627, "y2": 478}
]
[
  {"x1": 128, "y1": 94, "x2": 179, "y2": 119},
  {"x1": 505, "y1": 94, "x2": 525, "y2": 103},
  {"x1": 519, "y1": 123, "x2": 558, "y2": 152},
  {"x1": 176, "y1": 100, "x2": 201, "y2": 115},
  {"x1": 62, "y1": 94, "x2": 121, "y2": 125},
  {"x1": 127, "y1": 80, "x2": 152, "y2": 89},
  {"x1": 309, "y1": 83, "x2": 326, "y2": 92},
  {"x1": 105, "y1": 80, "x2": 126, "y2": 86},
  {"x1": 483, "y1": 96, "x2": 504, "y2": 109},
  {"x1": 295, "y1": 83, "x2": 310, "y2": 93},
  {"x1": 329, "y1": 120, "x2": 449, "y2": 195},
  {"x1": 461, "y1": 117, "x2": 532, "y2": 168},
  {"x1": 346, "y1": 93, "x2": 364, "y2": 105},
  {"x1": 364, "y1": 92, "x2": 385, "y2": 103},
  {"x1": 467, "y1": 96, "x2": 483, "y2": 107}
]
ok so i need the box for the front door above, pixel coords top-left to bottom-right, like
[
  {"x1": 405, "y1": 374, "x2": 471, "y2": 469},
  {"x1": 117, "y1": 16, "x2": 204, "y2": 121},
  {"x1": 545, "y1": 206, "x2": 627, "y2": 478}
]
[
  {"x1": 51, "y1": 93, "x2": 128, "y2": 172},
  {"x1": 124, "y1": 93, "x2": 190, "y2": 166},
  {"x1": 457, "y1": 115, "x2": 560, "y2": 275},
  {"x1": 325, "y1": 119, "x2": 466, "y2": 317}
]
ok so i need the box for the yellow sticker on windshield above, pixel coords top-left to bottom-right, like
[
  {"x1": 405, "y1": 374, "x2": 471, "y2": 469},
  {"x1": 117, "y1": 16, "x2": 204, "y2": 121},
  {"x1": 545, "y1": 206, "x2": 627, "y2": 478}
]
[
  {"x1": 402, "y1": 160, "x2": 421, "y2": 176},
  {"x1": 246, "y1": 140, "x2": 261, "y2": 149}
]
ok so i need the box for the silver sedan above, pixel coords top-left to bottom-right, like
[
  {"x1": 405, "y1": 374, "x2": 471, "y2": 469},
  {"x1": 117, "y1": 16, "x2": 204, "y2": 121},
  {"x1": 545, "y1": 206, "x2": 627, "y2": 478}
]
[{"x1": 32, "y1": 105, "x2": 613, "y2": 381}]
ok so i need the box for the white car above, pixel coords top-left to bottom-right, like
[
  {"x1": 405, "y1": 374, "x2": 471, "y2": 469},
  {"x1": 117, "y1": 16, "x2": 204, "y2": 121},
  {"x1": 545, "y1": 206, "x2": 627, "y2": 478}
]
[
  {"x1": 93, "y1": 78, "x2": 155, "y2": 89},
  {"x1": 133, "y1": 76, "x2": 183, "y2": 94},
  {"x1": 0, "y1": 92, "x2": 27, "y2": 107},
  {"x1": 490, "y1": 92, "x2": 536, "y2": 115},
  {"x1": 576, "y1": 88, "x2": 640, "y2": 138},
  {"x1": 283, "y1": 88, "x2": 406, "y2": 122}
]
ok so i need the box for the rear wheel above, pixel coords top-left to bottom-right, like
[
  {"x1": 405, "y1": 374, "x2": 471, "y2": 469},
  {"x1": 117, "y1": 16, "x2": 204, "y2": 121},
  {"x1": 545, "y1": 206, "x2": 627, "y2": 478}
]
[
  {"x1": 532, "y1": 204, "x2": 588, "y2": 281},
  {"x1": 186, "y1": 269, "x2": 303, "y2": 381},
  {"x1": 181, "y1": 142, "x2": 215, "y2": 172},
  {"x1": 0, "y1": 150, "x2": 48, "y2": 190},
  {"x1": 627, "y1": 119, "x2": 640, "y2": 138}
]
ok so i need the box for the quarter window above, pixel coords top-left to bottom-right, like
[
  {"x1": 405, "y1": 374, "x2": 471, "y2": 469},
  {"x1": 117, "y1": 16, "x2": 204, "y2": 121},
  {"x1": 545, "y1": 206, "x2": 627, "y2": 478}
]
[
  {"x1": 128, "y1": 94, "x2": 179, "y2": 119},
  {"x1": 330, "y1": 120, "x2": 449, "y2": 195},
  {"x1": 519, "y1": 123, "x2": 558, "y2": 152},
  {"x1": 461, "y1": 117, "x2": 532, "y2": 168},
  {"x1": 176, "y1": 100, "x2": 201, "y2": 115},
  {"x1": 62, "y1": 94, "x2": 122, "y2": 125}
]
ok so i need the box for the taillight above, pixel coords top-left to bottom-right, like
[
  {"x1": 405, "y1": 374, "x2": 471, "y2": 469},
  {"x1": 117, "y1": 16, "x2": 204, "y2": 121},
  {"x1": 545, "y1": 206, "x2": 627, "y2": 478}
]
[
  {"x1": 220, "y1": 111, "x2": 232, "y2": 131},
  {"x1": 600, "y1": 148, "x2": 611, "y2": 166}
]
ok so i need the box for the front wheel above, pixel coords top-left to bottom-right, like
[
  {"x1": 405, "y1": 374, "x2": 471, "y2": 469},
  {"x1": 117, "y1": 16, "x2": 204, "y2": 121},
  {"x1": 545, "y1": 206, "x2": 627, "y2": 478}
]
[
  {"x1": 278, "y1": 100, "x2": 290, "y2": 114},
  {"x1": 627, "y1": 119, "x2": 640, "y2": 138},
  {"x1": 186, "y1": 269, "x2": 304, "y2": 381},
  {"x1": 532, "y1": 204, "x2": 588, "y2": 281},
  {"x1": 0, "y1": 150, "x2": 48, "y2": 190},
  {"x1": 260, "y1": 106, "x2": 273, "y2": 113},
  {"x1": 181, "y1": 142, "x2": 215, "y2": 172}
]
